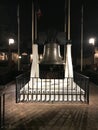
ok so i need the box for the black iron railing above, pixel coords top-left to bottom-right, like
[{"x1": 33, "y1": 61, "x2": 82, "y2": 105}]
[
  {"x1": 16, "y1": 71, "x2": 30, "y2": 103},
  {"x1": 0, "y1": 93, "x2": 5, "y2": 128},
  {"x1": 74, "y1": 72, "x2": 89, "y2": 104},
  {"x1": 16, "y1": 71, "x2": 89, "y2": 104}
]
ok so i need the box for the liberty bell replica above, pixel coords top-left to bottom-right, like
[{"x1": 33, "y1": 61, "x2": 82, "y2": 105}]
[{"x1": 39, "y1": 30, "x2": 65, "y2": 79}]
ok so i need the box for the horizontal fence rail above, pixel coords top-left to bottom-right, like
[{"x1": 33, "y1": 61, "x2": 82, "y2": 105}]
[{"x1": 16, "y1": 72, "x2": 89, "y2": 104}]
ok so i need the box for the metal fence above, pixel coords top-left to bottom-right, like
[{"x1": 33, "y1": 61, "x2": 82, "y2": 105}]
[
  {"x1": 74, "y1": 72, "x2": 89, "y2": 104},
  {"x1": 16, "y1": 72, "x2": 89, "y2": 104},
  {"x1": 0, "y1": 93, "x2": 5, "y2": 128}
]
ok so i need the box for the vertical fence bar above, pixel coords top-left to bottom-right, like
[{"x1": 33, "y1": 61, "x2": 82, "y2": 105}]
[
  {"x1": 3, "y1": 94, "x2": 5, "y2": 127},
  {"x1": 85, "y1": 78, "x2": 87, "y2": 103},
  {"x1": 0, "y1": 95, "x2": 1, "y2": 128},
  {"x1": 49, "y1": 79, "x2": 51, "y2": 102},
  {"x1": 45, "y1": 79, "x2": 47, "y2": 101},
  {"x1": 19, "y1": 78, "x2": 21, "y2": 102},
  {"x1": 0, "y1": 94, "x2": 5, "y2": 128},
  {"x1": 84, "y1": 78, "x2": 86, "y2": 102},
  {"x1": 41, "y1": 78, "x2": 42, "y2": 101},
  {"x1": 76, "y1": 79, "x2": 78, "y2": 102},
  {"x1": 32, "y1": 77, "x2": 33, "y2": 101},
  {"x1": 16, "y1": 77, "x2": 21, "y2": 103},
  {"x1": 67, "y1": 78, "x2": 68, "y2": 101},
  {"x1": 49, "y1": 79, "x2": 51, "y2": 101},
  {"x1": 58, "y1": 79, "x2": 60, "y2": 101},
  {"x1": 71, "y1": 78, "x2": 73, "y2": 101},
  {"x1": 23, "y1": 77, "x2": 25, "y2": 102},
  {"x1": 27, "y1": 81, "x2": 29, "y2": 101},
  {"x1": 57, "y1": 79, "x2": 58, "y2": 101},
  {"x1": 63, "y1": 79, "x2": 64, "y2": 101},
  {"x1": 35, "y1": 77, "x2": 38, "y2": 101},
  {"x1": 87, "y1": 79, "x2": 89, "y2": 104},
  {"x1": 16, "y1": 78, "x2": 18, "y2": 103},
  {"x1": 85, "y1": 78, "x2": 89, "y2": 104},
  {"x1": 54, "y1": 79, "x2": 55, "y2": 101},
  {"x1": 79, "y1": 74, "x2": 81, "y2": 101}
]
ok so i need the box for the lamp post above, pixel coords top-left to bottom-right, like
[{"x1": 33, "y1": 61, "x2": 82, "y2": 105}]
[
  {"x1": 81, "y1": 5, "x2": 83, "y2": 72},
  {"x1": 8, "y1": 38, "x2": 14, "y2": 70},
  {"x1": 89, "y1": 38, "x2": 95, "y2": 66}
]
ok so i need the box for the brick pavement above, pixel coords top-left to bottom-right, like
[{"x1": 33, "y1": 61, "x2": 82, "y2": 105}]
[{"x1": 0, "y1": 81, "x2": 98, "y2": 130}]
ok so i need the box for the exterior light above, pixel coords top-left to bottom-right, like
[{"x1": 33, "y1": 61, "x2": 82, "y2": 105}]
[
  {"x1": 19, "y1": 56, "x2": 21, "y2": 59},
  {"x1": 9, "y1": 38, "x2": 14, "y2": 45},
  {"x1": 8, "y1": 38, "x2": 15, "y2": 69},
  {"x1": 89, "y1": 38, "x2": 95, "y2": 45},
  {"x1": 89, "y1": 37, "x2": 96, "y2": 65}
]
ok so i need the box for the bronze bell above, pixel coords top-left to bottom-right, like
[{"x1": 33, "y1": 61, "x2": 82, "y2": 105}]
[
  {"x1": 40, "y1": 43, "x2": 64, "y2": 64},
  {"x1": 39, "y1": 42, "x2": 65, "y2": 79}
]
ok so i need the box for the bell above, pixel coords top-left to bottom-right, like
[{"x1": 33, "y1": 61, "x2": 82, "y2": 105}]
[
  {"x1": 40, "y1": 43, "x2": 64, "y2": 64},
  {"x1": 39, "y1": 43, "x2": 65, "y2": 79}
]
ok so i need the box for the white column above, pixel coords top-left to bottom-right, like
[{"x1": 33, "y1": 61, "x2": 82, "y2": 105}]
[
  {"x1": 30, "y1": 44, "x2": 39, "y2": 77},
  {"x1": 65, "y1": 44, "x2": 73, "y2": 78},
  {"x1": 30, "y1": 1, "x2": 39, "y2": 77}
]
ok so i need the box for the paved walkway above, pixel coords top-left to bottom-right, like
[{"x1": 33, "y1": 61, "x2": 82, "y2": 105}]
[{"x1": 0, "y1": 81, "x2": 98, "y2": 130}]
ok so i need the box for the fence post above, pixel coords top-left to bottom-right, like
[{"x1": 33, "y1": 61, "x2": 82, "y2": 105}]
[
  {"x1": 0, "y1": 95, "x2": 1, "y2": 128},
  {"x1": 87, "y1": 79, "x2": 89, "y2": 104},
  {"x1": 16, "y1": 78, "x2": 18, "y2": 103},
  {"x1": 0, "y1": 93, "x2": 5, "y2": 128}
]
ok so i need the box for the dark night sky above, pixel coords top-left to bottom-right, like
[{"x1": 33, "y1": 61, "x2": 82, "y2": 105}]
[{"x1": 0, "y1": 0, "x2": 98, "y2": 56}]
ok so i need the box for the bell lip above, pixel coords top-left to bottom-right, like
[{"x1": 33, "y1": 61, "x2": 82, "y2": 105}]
[
  {"x1": 45, "y1": 42, "x2": 60, "y2": 45},
  {"x1": 39, "y1": 62, "x2": 65, "y2": 65}
]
